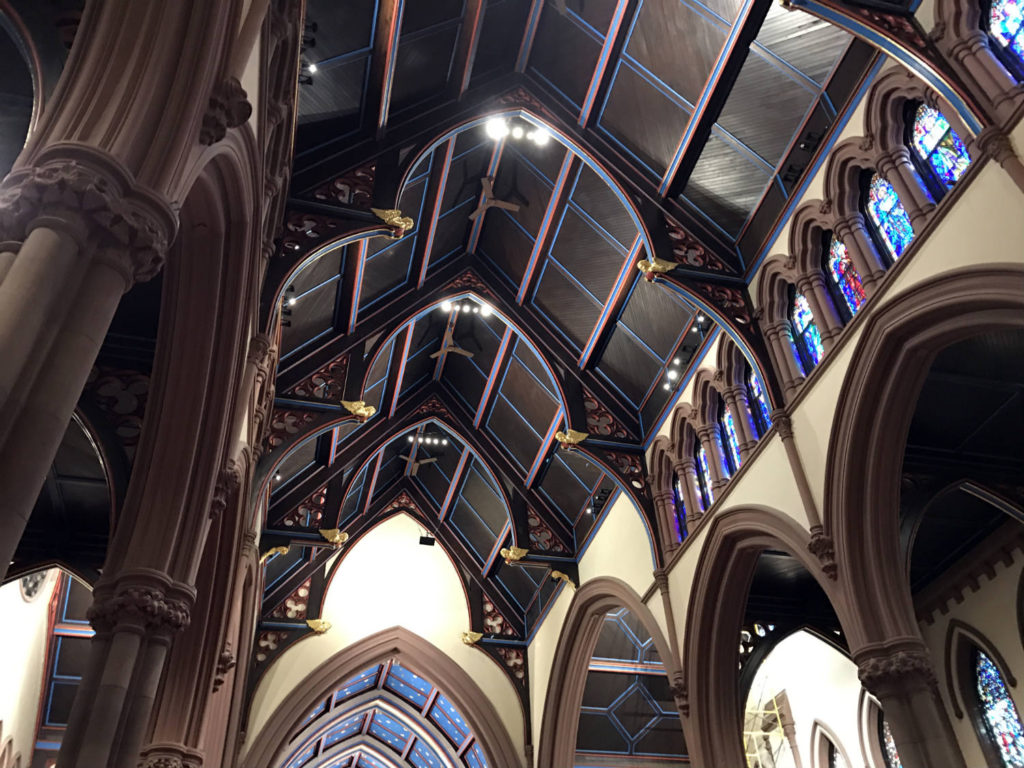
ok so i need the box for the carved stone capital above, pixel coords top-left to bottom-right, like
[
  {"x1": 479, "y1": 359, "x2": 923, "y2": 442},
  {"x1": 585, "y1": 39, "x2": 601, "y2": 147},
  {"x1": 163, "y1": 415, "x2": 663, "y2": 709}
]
[
  {"x1": 212, "y1": 644, "x2": 237, "y2": 692},
  {"x1": 88, "y1": 572, "x2": 194, "y2": 636},
  {"x1": 247, "y1": 333, "x2": 274, "y2": 367},
  {"x1": 653, "y1": 568, "x2": 670, "y2": 595},
  {"x1": 200, "y1": 77, "x2": 252, "y2": 146},
  {"x1": 138, "y1": 743, "x2": 203, "y2": 768},
  {"x1": 210, "y1": 459, "x2": 243, "y2": 520},
  {"x1": 976, "y1": 126, "x2": 1018, "y2": 166},
  {"x1": 857, "y1": 646, "x2": 938, "y2": 697},
  {"x1": 770, "y1": 409, "x2": 792, "y2": 440},
  {"x1": 670, "y1": 672, "x2": 689, "y2": 717},
  {"x1": 808, "y1": 527, "x2": 837, "y2": 580},
  {"x1": 0, "y1": 153, "x2": 175, "y2": 285}
]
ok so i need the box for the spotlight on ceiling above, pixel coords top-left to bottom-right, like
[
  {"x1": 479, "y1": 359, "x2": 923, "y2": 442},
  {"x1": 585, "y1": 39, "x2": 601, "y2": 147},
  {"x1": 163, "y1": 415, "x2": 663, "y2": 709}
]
[
  {"x1": 697, "y1": 314, "x2": 705, "y2": 323},
  {"x1": 531, "y1": 127, "x2": 550, "y2": 146},
  {"x1": 274, "y1": 473, "x2": 282, "y2": 481},
  {"x1": 407, "y1": 435, "x2": 414, "y2": 442},
  {"x1": 485, "y1": 117, "x2": 509, "y2": 140},
  {"x1": 511, "y1": 126, "x2": 524, "y2": 139},
  {"x1": 461, "y1": 305, "x2": 470, "y2": 313},
  {"x1": 441, "y1": 300, "x2": 452, "y2": 313},
  {"x1": 663, "y1": 383, "x2": 671, "y2": 391},
  {"x1": 479, "y1": 302, "x2": 493, "y2": 317},
  {"x1": 442, "y1": 439, "x2": 448, "y2": 445},
  {"x1": 667, "y1": 369, "x2": 679, "y2": 381},
  {"x1": 287, "y1": 297, "x2": 297, "y2": 307},
  {"x1": 308, "y1": 62, "x2": 318, "y2": 73},
  {"x1": 419, "y1": 534, "x2": 436, "y2": 546}
]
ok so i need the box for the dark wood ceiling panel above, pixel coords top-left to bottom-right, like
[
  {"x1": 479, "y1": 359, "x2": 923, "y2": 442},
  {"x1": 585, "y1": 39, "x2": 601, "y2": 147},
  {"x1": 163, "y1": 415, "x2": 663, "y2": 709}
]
[
  {"x1": 448, "y1": 498, "x2": 494, "y2": 562},
  {"x1": 298, "y1": 57, "x2": 368, "y2": 125},
  {"x1": 625, "y1": 0, "x2": 728, "y2": 105},
  {"x1": 569, "y1": 165, "x2": 638, "y2": 249},
  {"x1": 513, "y1": 339, "x2": 558, "y2": 399},
  {"x1": 495, "y1": 560, "x2": 543, "y2": 610},
  {"x1": 563, "y1": 0, "x2": 620, "y2": 33},
  {"x1": 532, "y1": 263, "x2": 602, "y2": 349},
  {"x1": 281, "y1": 280, "x2": 336, "y2": 357},
  {"x1": 754, "y1": 2, "x2": 850, "y2": 85},
  {"x1": 681, "y1": 131, "x2": 773, "y2": 237},
  {"x1": 271, "y1": 440, "x2": 318, "y2": 495},
  {"x1": 359, "y1": 236, "x2": 415, "y2": 308},
  {"x1": 548, "y1": 208, "x2": 625, "y2": 301},
  {"x1": 443, "y1": 354, "x2": 488, "y2": 410},
  {"x1": 716, "y1": 49, "x2": 817, "y2": 167},
  {"x1": 514, "y1": 137, "x2": 568, "y2": 184},
  {"x1": 366, "y1": 337, "x2": 395, "y2": 391},
  {"x1": 470, "y1": 0, "x2": 532, "y2": 86},
  {"x1": 528, "y1": 6, "x2": 603, "y2": 109},
  {"x1": 493, "y1": 155, "x2": 554, "y2": 237},
  {"x1": 390, "y1": 25, "x2": 462, "y2": 116},
  {"x1": 619, "y1": 278, "x2": 693, "y2": 360},
  {"x1": 600, "y1": 63, "x2": 691, "y2": 176},
  {"x1": 460, "y1": 463, "x2": 508, "y2": 534},
  {"x1": 487, "y1": 395, "x2": 542, "y2": 471},
  {"x1": 400, "y1": 346, "x2": 436, "y2": 394},
  {"x1": 289, "y1": 245, "x2": 344, "y2": 296},
  {"x1": 539, "y1": 454, "x2": 592, "y2": 522},
  {"x1": 478, "y1": 209, "x2": 535, "y2": 286},
  {"x1": 373, "y1": 455, "x2": 404, "y2": 499},
  {"x1": 500, "y1": 357, "x2": 559, "y2": 436},
  {"x1": 453, "y1": 314, "x2": 502, "y2": 372},
  {"x1": 442, "y1": 145, "x2": 491, "y2": 210},
  {"x1": 401, "y1": 0, "x2": 466, "y2": 34},
  {"x1": 306, "y1": 0, "x2": 377, "y2": 58},
  {"x1": 597, "y1": 326, "x2": 662, "y2": 405},
  {"x1": 338, "y1": 465, "x2": 368, "y2": 526},
  {"x1": 429, "y1": 205, "x2": 472, "y2": 266}
]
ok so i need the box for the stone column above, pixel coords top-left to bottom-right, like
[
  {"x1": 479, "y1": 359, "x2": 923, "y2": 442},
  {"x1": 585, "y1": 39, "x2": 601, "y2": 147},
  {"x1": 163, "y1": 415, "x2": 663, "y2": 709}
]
[
  {"x1": 857, "y1": 644, "x2": 968, "y2": 768},
  {"x1": 945, "y1": 31, "x2": 1024, "y2": 124},
  {"x1": 761, "y1": 321, "x2": 804, "y2": 398},
  {"x1": 696, "y1": 424, "x2": 728, "y2": 493},
  {"x1": 877, "y1": 149, "x2": 934, "y2": 230},
  {"x1": 653, "y1": 488, "x2": 680, "y2": 552},
  {"x1": 58, "y1": 570, "x2": 194, "y2": 768},
  {"x1": 673, "y1": 458, "x2": 703, "y2": 532},
  {"x1": 976, "y1": 127, "x2": 1024, "y2": 195},
  {"x1": 0, "y1": 158, "x2": 172, "y2": 584},
  {"x1": 722, "y1": 386, "x2": 757, "y2": 459},
  {"x1": 796, "y1": 271, "x2": 843, "y2": 348},
  {"x1": 834, "y1": 214, "x2": 885, "y2": 289},
  {"x1": 0, "y1": 240, "x2": 21, "y2": 284}
]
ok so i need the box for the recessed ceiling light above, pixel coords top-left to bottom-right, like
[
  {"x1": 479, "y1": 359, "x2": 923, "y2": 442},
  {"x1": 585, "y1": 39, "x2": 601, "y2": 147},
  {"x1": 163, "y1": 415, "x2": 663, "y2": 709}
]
[
  {"x1": 407, "y1": 436, "x2": 414, "y2": 442},
  {"x1": 691, "y1": 327, "x2": 699, "y2": 333},
  {"x1": 274, "y1": 473, "x2": 282, "y2": 481},
  {"x1": 663, "y1": 383, "x2": 671, "y2": 391},
  {"x1": 673, "y1": 358, "x2": 681, "y2": 365},
  {"x1": 287, "y1": 297, "x2": 297, "y2": 306},
  {"x1": 461, "y1": 305, "x2": 470, "y2": 313},
  {"x1": 697, "y1": 314, "x2": 705, "y2": 323},
  {"x1": 442, "y1": 439, "x2": 448, "y2": 445},
  {"x1": 308, "y1": 62, "x2": 318, "y2": 73},
  {"x1": 667, "y1": 370, "x2": 678, "y2": 380},
  {"x1": 441, "y1": 300, "x2": 452, "y2": 312},
  {"x1": 511, "y1": 126, "x2": 524, "y2": 139},
  {"x1": 532, "y1": 127, "x2": 550, "y2": 146},
  {"x1": 485, "y1": 117, "x2": 509, "y2": 140},
  {"x1": 479, "y1": 302, "x2": 493, "y2": 317}
]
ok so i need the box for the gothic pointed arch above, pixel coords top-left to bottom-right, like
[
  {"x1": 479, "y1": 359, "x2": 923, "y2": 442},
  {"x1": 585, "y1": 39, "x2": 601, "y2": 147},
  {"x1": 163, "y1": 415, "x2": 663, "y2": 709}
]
[
  {"x1": 534, "y1": 576, "x2": 685, "y2": 768},
  {"x1": 239, "y1": 626, "x2": 523, "y2": 768}
]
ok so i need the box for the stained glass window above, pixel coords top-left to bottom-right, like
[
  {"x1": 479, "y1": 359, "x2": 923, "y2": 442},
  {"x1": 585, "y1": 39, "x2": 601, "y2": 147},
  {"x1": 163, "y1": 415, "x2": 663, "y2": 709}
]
[
  {"x1": 910, "y1": 104, "x2": 971, "y2": 189},
  {"x1": 673, "y1": 475, "x2": 687, "y2": 542},
  {"x1": 880, "y1": 718, "x2": 903, "y2": 768},
  {"x1": 721, "y1": 408, "x2": 742, "y2": 471},
  {"x1": 746, "y1": 369, "x2": 772, "y2": 437},
  {"x1": 790, "y1": 292, "x2": 823, "y2": 371},
  {"x1": 865, "y1": 174, "x2": 915, "y2": 260},
  {"x1": 695, "y1": 441, "x2": 714, "y2": 510},
  {"x1": 975, "y1": 649, "x2": 1024, "y2": 767},
  {"x1": 826, "y1": 236, "x2": 865, "y2": 316},
  {"x1": 990, "y1": 0, "x2": 1024, "y2": 67}
]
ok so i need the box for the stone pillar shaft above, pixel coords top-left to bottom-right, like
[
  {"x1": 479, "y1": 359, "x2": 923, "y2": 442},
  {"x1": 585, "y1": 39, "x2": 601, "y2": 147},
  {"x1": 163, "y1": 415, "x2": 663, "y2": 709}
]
[
  {"x1": 722, "y1": 387, "x2": 757, "y2": 459},
  {"x1": 835, "y1": 214, "x2": 885, "y2": 289},
  {"x1": 796, "y1": 272, "x2": 843, "y2": 349}
]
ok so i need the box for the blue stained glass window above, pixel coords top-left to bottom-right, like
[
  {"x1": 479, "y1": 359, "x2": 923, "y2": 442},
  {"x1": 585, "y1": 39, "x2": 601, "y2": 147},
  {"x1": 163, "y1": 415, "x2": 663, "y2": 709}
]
[
  {"x1": 746, "y1": 370, "x2": 772, "y2": 436},
  {"x1": 721, "y1": 409, "x2": 742, "y2": 471},
  {"x1": 911, "y1": 105, "x2": 971, "y2": 188},
  {"x1": 881, "y1": 719, "x2": 903, "y2": 768},
  {"x1": 975, "y1": 649, "x2": 1024, "y2": 767},
  {"x1": 991, "y1": 0, "x2": 1024, "y2": 66},
  {"x1": 673, "y1": 475, "x2": 687, "y2": 542},
  {"x1": 696, "y1": 443, "x2": 714, "y2": 508},
  {"x1": 791, "y1": 293, "x2": 824, "y2": 370},
  {"x1": 866, "y1": 174, "x2": 915, "y2": 259},
  {"x1": 826, "y1": 236, "x2": 866, "y2": 316}
]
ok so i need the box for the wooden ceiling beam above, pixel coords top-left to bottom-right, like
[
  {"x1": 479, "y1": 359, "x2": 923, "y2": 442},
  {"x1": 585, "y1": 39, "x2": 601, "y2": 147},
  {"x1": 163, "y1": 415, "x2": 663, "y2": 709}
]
[
  {"x1": 449, "y1": 0, "x2": 486, "y2": 99},
  {"x1": 366, "y1": 0, "x2": 404, "y2": 138},
  {"x1": 577, "y1": 0, "x2": 643, "y2": 129}
]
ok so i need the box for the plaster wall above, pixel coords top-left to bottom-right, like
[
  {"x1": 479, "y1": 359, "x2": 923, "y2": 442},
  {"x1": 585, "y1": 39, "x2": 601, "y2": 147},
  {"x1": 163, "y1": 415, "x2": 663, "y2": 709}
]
[
  {"x1": 745, "y1": 630, "x2": 864, "y2": 768},
  {"x1": 245, "y1": 513, "x2": 524, "y2": 759},
  {"x1": 918, "y1": 549, "x2": 1024, "y2": 768},
  {"x1": 0, "y1": 570, "x2": 57, "y2": 766},
  {"x1": 526, "y1": 587, "x2": 572, "y2": 766}
]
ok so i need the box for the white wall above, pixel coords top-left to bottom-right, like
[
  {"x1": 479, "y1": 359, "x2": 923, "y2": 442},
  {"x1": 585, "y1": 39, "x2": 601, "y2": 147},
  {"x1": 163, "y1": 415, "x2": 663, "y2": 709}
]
[
  {"x1": 746, "y1": 630, "x2": 864, "y2": 768},
  {"x1": 0, "y1": 569, "x2": 58, "y2": 766},
  {"x1": 245, "y1": 512, "x2": 525, "y2": 761}
]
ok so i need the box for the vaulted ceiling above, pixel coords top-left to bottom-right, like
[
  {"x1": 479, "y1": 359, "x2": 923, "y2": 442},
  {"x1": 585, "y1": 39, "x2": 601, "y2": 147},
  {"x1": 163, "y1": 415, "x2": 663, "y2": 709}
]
[{"x1": 255, "y1": 0, "x2": 879, "y2": 683}]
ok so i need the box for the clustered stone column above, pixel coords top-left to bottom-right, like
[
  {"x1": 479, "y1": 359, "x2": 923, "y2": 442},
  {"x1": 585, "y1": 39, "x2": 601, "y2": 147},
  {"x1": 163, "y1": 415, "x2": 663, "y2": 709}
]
[
  {"x1": 0, "y1": 153, "x2": 174, "y2": 583},
  {"x1": 760, "y1": 319, "x2": 805, "y2": 399},
  {"x1": 834, "y1": 213, "x2": 885, "y2": 288},
  {"x1": 877, "y1": 148, "x2": 935, "y2": 230},
  {"x1": 653, "y1": 488, "x2": 680, "y2": 552},
  {"x1": 695, "y1": 424, "x2": 729, "y2": 494},
  {"x1": 673, "y1": 458, "x2": 704, "y2": 532},
  {"x1": 857, "y1": 643, "x2": 968, "y2": 768},
  {"x1": 720, "y1": 385, "x2": 757, "y2": 460},
  {"x1": 58, "y1": 570, "x2": 194, "y2": 768}
]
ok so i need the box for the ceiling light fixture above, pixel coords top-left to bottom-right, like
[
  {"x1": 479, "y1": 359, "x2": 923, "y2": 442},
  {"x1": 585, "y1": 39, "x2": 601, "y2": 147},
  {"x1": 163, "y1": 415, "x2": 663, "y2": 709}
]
[
  {"x1": 442, "y1": 439, "x2": 448, "y2": 445},
  {"x1": 441, "y1": 300, "x2": 452, "y2": 313},
  {"x1": 461, "y1": 305, "x2": 470, "y2": 313},
  {"x1": 511, "y1": 126, "x2": 524, "y2": 139},
  {"x1": 667, "y1": 370, "x2": 678, "y2": 380},
  {"x1": 485, "y1": 117, "x2": 509, "y2": 140},
  {"x1": 308, "y1": 62, "x2": 318, "y2": 73},
  {"x1": 287, "y1": 297, "x2": 297, "y2": 307},
  {"x1": 479, "y1": 302, "x2": 493, "y2": 317},
  {"x1": 663, "y1": 383, "x2": 671, "y2": 391},
  {"x1": 531, "y1": 127, "x2": 550, "y2": 146}
]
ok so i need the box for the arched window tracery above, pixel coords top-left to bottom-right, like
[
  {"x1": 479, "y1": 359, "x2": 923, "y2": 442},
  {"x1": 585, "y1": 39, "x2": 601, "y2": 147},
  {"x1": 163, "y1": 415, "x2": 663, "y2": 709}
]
[
  {"x1": 907, "y1": 103, "x2": 972, "y2": 194},
  {"x1": 694, "y1": 439, "x2": 714, "y2": 511},
  {"x1": 863, "y1": 173, "x2": 915, "y2": 261},
  {"x1": 989, "y1": 0, "x2": 1024, "y2": 70},
  {"x1": 824, "y1": 234, "x2": 866, "y2": 318},
  {"x1": 974, "y1": 648, "x2": 1024, "y2": 767},
  {"x1": 790, "y1": 290, "x2": 824, "y2": 373},
  {"x1": 745, "y1": 367, "x2": 772, "y2": 437}
]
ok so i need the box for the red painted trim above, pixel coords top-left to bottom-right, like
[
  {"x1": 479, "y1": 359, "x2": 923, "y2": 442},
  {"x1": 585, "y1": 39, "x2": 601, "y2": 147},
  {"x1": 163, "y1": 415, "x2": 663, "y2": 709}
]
[
  {"x1": 525, "y1": 409, "x2": 564, "y2": 487},
  {"x1": 348, "y1": 240, "x2": 369, "y2": 333},
  {"x1": 418, "y1": 140, "x2": 456, "y2": 287},
  {"x1": 458, "y1": 0, "x2": 486, "y2": 94},
  {"x1": 431, "y1": 310, "x2": 461, "y2": 380},
  {"x1": 482, "y1": 521, "x2": 512, "y2": 574},
  {"x1": 579, "y1": 234, "x2": 643, "y2": 368},
  {"x1": 517, "y1": 150, "x2": 574, "y2": 304},
  {"x1": 466, "y1": 139, "x2": 506, "y2": 253},
  {"x1": 474, "y1": 326, "x2": 513, "y2": 428},
  {"x1": 439, "y1": 451, "x2": 470, "y2": 523},
  {"x1": 515, "y1": 0, "x2": 545, "y2": 72},
  {"x1": 377, "y1": 0, "x2": 406, "y2": 130},
  {"x1": 578, "y1": 0, "x2": 632, "y2": 126},
  {"x1": 362, "y1": 453, "x2": 384, "y2": 515},
  {"x1": 329, "y1": 427, "x2": 340, "y2": 465},
  {"x1": 389, "y1": 324, "x2": 414, "y2": 417}
]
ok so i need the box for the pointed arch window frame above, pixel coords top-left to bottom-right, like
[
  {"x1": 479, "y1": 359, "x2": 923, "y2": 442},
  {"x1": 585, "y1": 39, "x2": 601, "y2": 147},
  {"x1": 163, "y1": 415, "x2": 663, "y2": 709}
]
[
  {"x1": 717, "y1": 398, "x2": 742, "y2": 475},
  {"x1": 822, "y1": 232, "x2": 866, "y2": 320},
  {"x1": 744, "y1": 365, "x2": 772, "y2": 439},
  {"x1": 904, "y1": 101, "x2": 972, "y2": 199},
  {"x1": 693, "y1": 437, "x2": 713, "y2": 512},
  {"x1": 860, "y1": 170, "x2": 915, "y2": 263},
  {"x1": 788, "y1": 286, "x2": 824, "y2": 374},
  {"x1": 987, "y1": 0, "x2": 1024, "y2": 77}
]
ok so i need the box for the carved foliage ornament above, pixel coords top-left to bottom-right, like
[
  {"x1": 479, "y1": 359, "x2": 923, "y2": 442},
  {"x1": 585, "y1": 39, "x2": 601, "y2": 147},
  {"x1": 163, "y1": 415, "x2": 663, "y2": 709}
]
[
  {"x1": 483, "y1": 598, "x2": 519, "y2": 638},
  {"x1": 313, "y1": 161, "x2": 375, "y2": 209},
  {"x1": 285, "y1": 356, "x2": 348, "y2": 400},
  {"x1": 858, "y1": 649, "x2": 938, "y2": 695},
  {"x1": 444, "y1": 270, "x2": 493, "y2": 297},
  {"x1": 583, "y1": 389, "x2": 628, "y2": 439},
  {"x1": 281, "y1": 211, "x2": 343, "y2": 254},
  {"x1": 0, "y1": 160, "x2": 173, "y2": 282},
  {"x1": 412, "y1": 395, "x2": 455, "y2": 422},
  {"x1": 665, "y1": 220, "x2": 734, "y2": 274},
  {"x1": 282, "y1": 485, "x2": 327, "y2": 528},
  {"x1": 200, "y1": 77, "x2": 252, "y2": 146},
  {"x1": 527, "y1": 508, "x2": 568, "y2": 553},
  {"x1": 87, "y1": 586, "x2": 191, "y2": 635}
]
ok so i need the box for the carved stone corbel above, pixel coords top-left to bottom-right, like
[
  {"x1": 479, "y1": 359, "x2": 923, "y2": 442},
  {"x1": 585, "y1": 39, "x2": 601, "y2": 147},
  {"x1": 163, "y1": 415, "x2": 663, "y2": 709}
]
[{"x1": 200, "y1": 77, "x2": 252, "y2": 146}]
